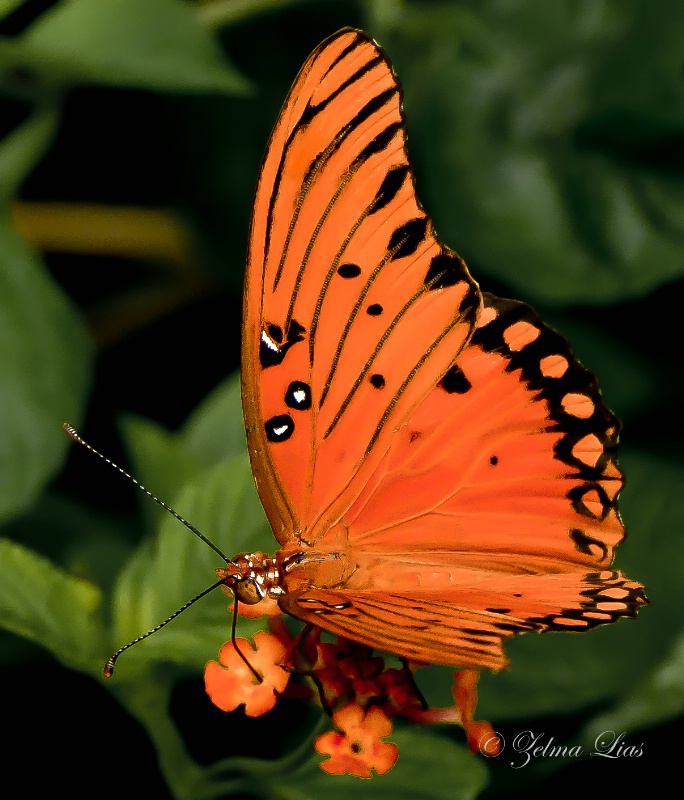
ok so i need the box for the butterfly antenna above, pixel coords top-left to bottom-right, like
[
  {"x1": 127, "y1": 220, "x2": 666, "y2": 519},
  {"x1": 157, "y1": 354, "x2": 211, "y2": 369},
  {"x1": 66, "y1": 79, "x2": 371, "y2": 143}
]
[
  {"x1": 63, "y1": 422, "x2": 229, "y2": 562},
  {"x1": 103, "y1": 580, "x2": 225, "y2": 677}
]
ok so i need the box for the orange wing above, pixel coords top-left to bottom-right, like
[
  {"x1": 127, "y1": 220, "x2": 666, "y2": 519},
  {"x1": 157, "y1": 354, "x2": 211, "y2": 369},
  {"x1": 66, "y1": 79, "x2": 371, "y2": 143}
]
[
  {"x1": 244, "y1": 30, "x2": 646, "y2": 671},
  {"x1": 280, "y1": 571, "x2": 645, "y2": 671},
  {"x1": 278, "y1": 294, "x2": 646, "y2": 668},
  {"x1": 242, "y1": 29, "x2": 480, "y2": 545}
]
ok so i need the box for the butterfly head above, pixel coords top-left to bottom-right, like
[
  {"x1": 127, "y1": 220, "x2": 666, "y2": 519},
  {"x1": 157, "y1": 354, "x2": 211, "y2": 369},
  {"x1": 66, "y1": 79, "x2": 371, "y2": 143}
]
[{"x1": 216, "y1": 552, "x2": 284, "y2": 605}]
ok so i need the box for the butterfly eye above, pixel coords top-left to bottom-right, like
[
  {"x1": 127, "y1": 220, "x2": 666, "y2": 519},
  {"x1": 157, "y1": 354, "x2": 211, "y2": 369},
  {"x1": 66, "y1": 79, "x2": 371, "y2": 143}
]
[{"x1": 234, "y1": 579, "x2": 265, "y2": 605}]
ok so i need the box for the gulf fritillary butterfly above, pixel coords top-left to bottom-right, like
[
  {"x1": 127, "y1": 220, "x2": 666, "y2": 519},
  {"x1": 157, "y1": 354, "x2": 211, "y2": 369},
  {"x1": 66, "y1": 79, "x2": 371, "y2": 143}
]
[{"x1": 216, "y1": 27, "x2": 646, "y2": 672}]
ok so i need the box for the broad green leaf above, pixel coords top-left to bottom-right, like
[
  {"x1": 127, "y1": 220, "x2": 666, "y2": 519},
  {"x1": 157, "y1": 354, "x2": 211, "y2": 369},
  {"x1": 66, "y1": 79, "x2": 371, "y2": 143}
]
[
  {"x1": 0, "y1": 0, "x2": 24, "y2": 20},
  {"x1": 120, "y1": 413, "x2": 200, "y2": 531},
  {"x1": 579, "y1": 626, "x2": 684, "y2": 748},
  {"x1": 199, "y1": 0, "x2": 308, "y2": 29},
  {"x1": 110, "y1": 455, "x2": 271, "y2": 674},
  {"x1": 0, "y1": 104, "x2": 56, "y2": 204},
  {"x1": 0, "y1": 109, "x2": 92, "y2": 523},
  {"x1": 1, "y1": 0, "x2": 249, "y2": 94},
  {"x1": 372, "y1": 0, "x2": 684, "y2": 304},
  {"x1": 0, "y1": 538, "x2": 105, "y2": 672},
  {"x1": 181, "y1": 371, "x2": 246, "y2": 466},
  {"x1": 119, "y1": 373, "x2": 246, "y2": 526},
  {"x1": 2, "y1": 491, "x2": 133, "y2": 595}
]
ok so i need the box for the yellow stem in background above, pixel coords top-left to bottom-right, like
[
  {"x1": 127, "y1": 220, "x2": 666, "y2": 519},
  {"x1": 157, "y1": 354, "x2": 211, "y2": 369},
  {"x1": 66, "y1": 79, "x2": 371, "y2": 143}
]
[
  {"x1": 11, "y1": 201, "x2": 212, "y2": 348},
  {"x1": 11, "y1": 201, "x2": 194, "y2": 266}
]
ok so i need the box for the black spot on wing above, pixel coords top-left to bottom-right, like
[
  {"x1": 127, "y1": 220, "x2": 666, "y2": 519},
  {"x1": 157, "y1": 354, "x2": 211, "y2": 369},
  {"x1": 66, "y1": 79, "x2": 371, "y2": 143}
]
[
  {"x1": 425, "y1": 252, "x2": 468, "y2": 290},
  {"x1": 259, "y1": 320, "x2": 306, "y2": 368},
  {"x1": 338, "y1": 263, "x2": 362, "y2": 278},
  {"x1": 298, "y1": 36, "x2": 382, "y2": 127},
  {"x1": 389, "y1": 217, "x2": 429, "y2": 260},
  {"x1": 302, "y1": 88, "x2": 398, "y2": 184},
  {"x1": 568, "y1": 483, "x2": 612, "y2": 520},
  {"x1": 370, "y1": 374, "x2": 385, "y2": 389},
  {"x1": 472, "y1": 294, "x2": 621, "y2": 484},
  {"x1": 267, "y1": 324, "x2": 283, "y2": 343},
  {"x1": 352, "y1": 120, "x2": 402, "y2": 168},
  {"x1": 265, "y1": 414, "x2": 294, "y2": 442},
  {"x1": 439, "y1": 364, "x2": 471, "y2": 394},
  {"x1": 367, "y1": 303, "x2": 383, "y2": 316},
  {"x1": 570, "y1": 527, "x2": 609, "y2": 561},
  {"x1": 285, "y1": 381, "x2": 312, "y2": 410},
  {"x1": 371, "y1": 164, "x2": 409, "y2": 214}
]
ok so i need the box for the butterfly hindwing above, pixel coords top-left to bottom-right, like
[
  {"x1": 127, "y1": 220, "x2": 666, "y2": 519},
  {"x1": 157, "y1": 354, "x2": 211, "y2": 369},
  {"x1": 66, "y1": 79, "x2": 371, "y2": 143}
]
[
  {"x1": 279, "y1": 571, "x2": 645, "y2": 670},
  {"x1": 277, "y1": 293, "x2": 645, "y2": 669},
  {"x1": 340, "y1": 293, "x2": 625, "y2": 574},
  {"x1": 243, "y1": 29, "x2": 480, "y2": 543}
]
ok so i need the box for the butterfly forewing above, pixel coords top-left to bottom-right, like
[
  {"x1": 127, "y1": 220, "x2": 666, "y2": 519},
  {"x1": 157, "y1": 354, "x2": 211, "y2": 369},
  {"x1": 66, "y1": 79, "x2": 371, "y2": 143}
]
[
  {"x1": 243, "y1": 29, "x2": 480, "y2": 542},
  {"x1": 242, "y1": 28, "x2": 646, "y2": 673}
]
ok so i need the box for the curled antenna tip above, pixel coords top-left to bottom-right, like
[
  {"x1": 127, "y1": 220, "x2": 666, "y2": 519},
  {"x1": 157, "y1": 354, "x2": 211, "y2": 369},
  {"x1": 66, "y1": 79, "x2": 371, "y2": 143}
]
[
  {"x1": 103, "y1": 656, "x2": 117, "y2": 679},
  {"x1": 63, "y1": 422, "x2": 79, "y2": 440}
]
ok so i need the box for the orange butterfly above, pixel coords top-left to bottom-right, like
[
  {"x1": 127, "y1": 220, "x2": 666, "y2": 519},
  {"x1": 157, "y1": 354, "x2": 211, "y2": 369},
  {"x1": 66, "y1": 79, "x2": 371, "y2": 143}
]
[{"x1": 216, "y1": 28, "x2": 646, "y2": 672}]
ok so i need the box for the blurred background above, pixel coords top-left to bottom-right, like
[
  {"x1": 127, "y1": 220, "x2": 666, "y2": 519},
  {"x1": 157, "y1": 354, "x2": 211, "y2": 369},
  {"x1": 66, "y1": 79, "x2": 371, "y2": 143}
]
[{"x1": 1, "y1": 1, "x2": 682, "y2": 798}]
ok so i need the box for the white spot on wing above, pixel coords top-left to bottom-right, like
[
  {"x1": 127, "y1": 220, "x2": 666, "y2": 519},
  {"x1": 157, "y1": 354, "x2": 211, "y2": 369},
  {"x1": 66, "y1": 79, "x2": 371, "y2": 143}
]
[{"x1": 261, "y1": 330, "x2": 280, "y2": 353}]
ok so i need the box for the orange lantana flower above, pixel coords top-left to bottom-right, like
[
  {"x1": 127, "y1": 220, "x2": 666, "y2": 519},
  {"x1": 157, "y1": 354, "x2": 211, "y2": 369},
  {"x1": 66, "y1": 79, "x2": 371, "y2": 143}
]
[
  {"x1": 315, "y1": 703, "x2": 399, "y2": 778},
  {"x1": 204, "y1": 630, "x2": 289, "y2": 717},
  {"x1": 206, "y1": 616, "x2": 499, "y2": 776}
]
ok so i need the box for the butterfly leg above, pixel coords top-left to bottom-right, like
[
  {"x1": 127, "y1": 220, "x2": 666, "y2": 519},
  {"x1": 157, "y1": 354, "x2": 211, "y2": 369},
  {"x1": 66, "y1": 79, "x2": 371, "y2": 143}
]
[
  {"x1": 281, "y1": 622, "x2": 316, "y2": 670},
  {"x1": 230, "y1": 598, "x2": 263, "y2": 682},
  {"x1": 400, "y1": 659, "x2": 429, "y2": 710}
]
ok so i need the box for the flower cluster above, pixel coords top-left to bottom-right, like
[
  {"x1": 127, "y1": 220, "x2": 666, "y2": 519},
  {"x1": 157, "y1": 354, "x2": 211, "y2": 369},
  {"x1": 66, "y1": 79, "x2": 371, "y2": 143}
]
[{"x1": 204, "y1": 604, "x2": 499, "y2": 776}]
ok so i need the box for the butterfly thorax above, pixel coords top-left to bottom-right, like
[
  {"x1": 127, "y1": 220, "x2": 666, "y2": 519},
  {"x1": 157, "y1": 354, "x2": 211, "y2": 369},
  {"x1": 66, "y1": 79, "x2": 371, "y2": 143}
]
[
  {"x1": 277, "y1": 535, "x2": 357, "y2": 594},
  {"x1": 216, "y1": 539, "x2": 357, "y2": 605},
  {"x1": 216, "y1": 552, "x2": 285, "y2": 605}
]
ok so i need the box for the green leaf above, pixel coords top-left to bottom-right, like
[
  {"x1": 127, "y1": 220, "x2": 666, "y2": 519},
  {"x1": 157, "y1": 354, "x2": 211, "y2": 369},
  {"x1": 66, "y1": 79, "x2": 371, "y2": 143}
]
[
  {"x1": 0, "y1": 0, "x2": 24, "y2": 20},
  {"x1": 120, "y1": 413, "x2": 200, "y2": 531},
  {"x1": 0, "y1": 109, "x2": 93, "y2": 523},
  {"x1": 282, "y1": 725, "x2": 488, "y2": 800},
  {"x1": 579, "y1": 626, "x2": 684, "y2": 748},
  {"x1": 181, "y1": 371, "x2": 246, "y2": 466},
  {"x1": 0, "y1": 538, "x2": 106, "y2": 672},
  {"x1": 199, "y1": 0, "x2": 309, "y2": 29},
  {"x1": 2, "y1": 0, "x2": 250, "y2": 94},
  {"x1": 109, "y1": 454, "x2": 271, "y2": 674},
  {"x1": 375, "y1": 1, "x2": 684, "y2": 304},
  {"x1": 0, "y1": 104, "x2": 56, "y2": 204},
  {"x1": 119, "y1": 373, "x2": 246, "y2": 527}
]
